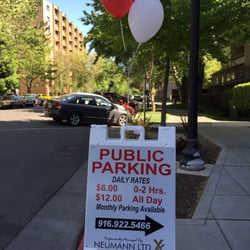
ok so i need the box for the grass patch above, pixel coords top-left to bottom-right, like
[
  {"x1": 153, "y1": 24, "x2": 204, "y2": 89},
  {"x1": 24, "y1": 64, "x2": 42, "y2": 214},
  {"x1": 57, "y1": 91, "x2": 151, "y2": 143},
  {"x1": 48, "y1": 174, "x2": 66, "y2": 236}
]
[
  {"x1": 137, "y1": 102, "x2": 234, "y2": 125},
  {"x1": 137, "y1": 111, "x2": 162, "y2": 123}
]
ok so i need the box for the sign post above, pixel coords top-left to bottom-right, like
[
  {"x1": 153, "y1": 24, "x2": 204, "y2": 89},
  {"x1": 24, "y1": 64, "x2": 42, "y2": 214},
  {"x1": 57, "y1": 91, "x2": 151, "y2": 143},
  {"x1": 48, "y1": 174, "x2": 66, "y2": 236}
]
[{"x1": 84, "y1": 125, "x2": 176, "y2": 250}]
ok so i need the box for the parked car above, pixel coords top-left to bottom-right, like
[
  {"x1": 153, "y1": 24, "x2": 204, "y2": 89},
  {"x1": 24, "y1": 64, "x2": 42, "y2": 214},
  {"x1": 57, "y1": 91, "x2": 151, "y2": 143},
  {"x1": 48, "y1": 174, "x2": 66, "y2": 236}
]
[
  {"x1": 22, "y1": 94, "x2": 39, "y2": 107},
  {"x1": 38, "y1": 94, "x2": 52, "y2": 106},
  {"x1": 43, "y1": 92, "x2": 130, "y2": 126},
  {"x1": 0, "y1": 95, "x2": 25, "y2": 109}
]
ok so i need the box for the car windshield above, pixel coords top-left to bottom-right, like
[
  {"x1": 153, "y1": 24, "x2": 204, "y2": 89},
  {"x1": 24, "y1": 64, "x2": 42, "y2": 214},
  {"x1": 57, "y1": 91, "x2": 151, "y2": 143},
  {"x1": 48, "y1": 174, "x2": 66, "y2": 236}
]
[
  {"x1": 3, "y1": 96, "x2": 14, "y2": 100},
  {"x1": 95, "y1": 97, "x2": 112, "y2": 108},
  {"x1": 23, "y1": 95, "x2": 32, "y2": 99},
  {"x1": 56, "y1": 94, "x2": 77, "y2": 102},
  {"x1": 24, "y1": 94, "x2": 37, "y2": 98}
]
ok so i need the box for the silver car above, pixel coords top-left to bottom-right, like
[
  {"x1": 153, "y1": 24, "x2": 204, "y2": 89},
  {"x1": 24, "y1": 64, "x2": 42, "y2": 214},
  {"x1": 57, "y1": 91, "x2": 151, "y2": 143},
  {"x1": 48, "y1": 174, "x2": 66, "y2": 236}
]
[{"x1": 22, "y1": 94, "x2": 39, "y2": 107}]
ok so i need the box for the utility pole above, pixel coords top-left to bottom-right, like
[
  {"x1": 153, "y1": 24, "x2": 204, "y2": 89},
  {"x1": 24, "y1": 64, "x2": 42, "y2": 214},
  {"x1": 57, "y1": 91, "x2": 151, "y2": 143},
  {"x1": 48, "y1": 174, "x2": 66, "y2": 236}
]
[{"x1": 181, "y1": 0, "x2": 205, "y2": 171}]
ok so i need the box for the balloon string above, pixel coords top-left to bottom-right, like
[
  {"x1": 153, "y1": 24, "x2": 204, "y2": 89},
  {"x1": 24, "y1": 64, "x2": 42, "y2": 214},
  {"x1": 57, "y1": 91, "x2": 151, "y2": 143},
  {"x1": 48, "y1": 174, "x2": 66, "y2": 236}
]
[
  {"x1": 127, "y1": 43, "x2": 142, "y2": 108},
  {"x1": 135, "y1": 43, "x2": 141, "y2": 54},
  {"x1": 120, "y1": 18, "x2": 126, "y2": 52},
  {"x1": 128, "y1": 43, "x2": 141, "y2": 75}
]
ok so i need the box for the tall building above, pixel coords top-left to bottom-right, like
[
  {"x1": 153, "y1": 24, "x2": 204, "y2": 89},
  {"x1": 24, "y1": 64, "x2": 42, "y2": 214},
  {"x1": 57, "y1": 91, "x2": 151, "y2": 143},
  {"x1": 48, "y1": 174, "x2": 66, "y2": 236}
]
[
  {"x1": 19, "y1": 0, "x2": 85, "y2": 95},
  {"x1": 38, "y1": 0, "x2": 84, "y2": 57}
]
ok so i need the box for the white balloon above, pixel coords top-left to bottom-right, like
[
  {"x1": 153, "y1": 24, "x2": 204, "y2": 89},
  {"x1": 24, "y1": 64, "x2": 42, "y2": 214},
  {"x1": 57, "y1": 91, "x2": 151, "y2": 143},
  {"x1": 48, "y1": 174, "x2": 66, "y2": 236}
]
[{"x1": 128, "y1": 0, "x2": 164, "y2": 43}]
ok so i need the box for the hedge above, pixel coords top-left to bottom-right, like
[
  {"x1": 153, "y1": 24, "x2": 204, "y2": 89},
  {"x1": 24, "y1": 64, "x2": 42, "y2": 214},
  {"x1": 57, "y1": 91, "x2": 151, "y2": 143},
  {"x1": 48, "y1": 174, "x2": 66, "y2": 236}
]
[{"x1": 232, "y1": 82, "x2": 250, "y2": 112}]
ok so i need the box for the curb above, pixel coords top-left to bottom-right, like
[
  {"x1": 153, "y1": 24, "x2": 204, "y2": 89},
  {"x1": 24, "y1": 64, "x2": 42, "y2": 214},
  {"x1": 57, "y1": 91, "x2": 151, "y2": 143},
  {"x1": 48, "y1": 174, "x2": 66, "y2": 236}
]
[{"x1": 177, "y1": 142, "x2": 228, "y2": 225}]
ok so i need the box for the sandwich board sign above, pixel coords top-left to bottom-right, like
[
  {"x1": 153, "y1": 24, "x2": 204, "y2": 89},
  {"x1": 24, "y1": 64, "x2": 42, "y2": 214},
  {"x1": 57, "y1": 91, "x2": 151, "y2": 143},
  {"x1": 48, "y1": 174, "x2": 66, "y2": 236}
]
[{"x1": 84, "y1": 125, "x2": 176, "y2": 250}]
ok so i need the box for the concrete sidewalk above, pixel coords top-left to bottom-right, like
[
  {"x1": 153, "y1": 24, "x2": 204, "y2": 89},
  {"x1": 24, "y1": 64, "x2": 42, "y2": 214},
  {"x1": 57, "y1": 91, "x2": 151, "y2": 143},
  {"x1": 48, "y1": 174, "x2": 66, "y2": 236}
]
[
  {"x1": 176, "y1": 121, "x2": 250, "y2": 250},
  {"x1": 6, "y1": 113, "x2": 250, "y2": 250},
  {"x1": 164, "y1": 111, "x2": 250, "y2": 249}
]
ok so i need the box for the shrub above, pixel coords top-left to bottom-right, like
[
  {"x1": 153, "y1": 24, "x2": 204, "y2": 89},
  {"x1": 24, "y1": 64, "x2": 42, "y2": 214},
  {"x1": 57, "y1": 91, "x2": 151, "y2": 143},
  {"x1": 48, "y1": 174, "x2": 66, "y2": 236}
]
[
  {"x1": 232, "y1": 82, "x2": 250, "y2": 115},
  {"x1": 199, "y1": 89, "x2": 233, "y2": 116}
]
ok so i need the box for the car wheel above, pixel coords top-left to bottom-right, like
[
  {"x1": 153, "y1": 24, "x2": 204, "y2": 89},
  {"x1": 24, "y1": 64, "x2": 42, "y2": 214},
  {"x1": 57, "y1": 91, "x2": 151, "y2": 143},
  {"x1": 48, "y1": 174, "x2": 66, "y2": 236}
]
[
  {"x1": 117, "y1": 114, "x2": 127, "y2": 126},
  {"x1": 68, "y1": 112, "x2": 81, "y2": 126}
]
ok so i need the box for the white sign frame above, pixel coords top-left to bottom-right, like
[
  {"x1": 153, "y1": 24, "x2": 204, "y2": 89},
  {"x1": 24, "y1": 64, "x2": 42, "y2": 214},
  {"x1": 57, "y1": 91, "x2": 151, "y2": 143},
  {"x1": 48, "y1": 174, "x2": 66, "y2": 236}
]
[{"x1": 84, "y1": 125, "x2": 176, "y2": 250}]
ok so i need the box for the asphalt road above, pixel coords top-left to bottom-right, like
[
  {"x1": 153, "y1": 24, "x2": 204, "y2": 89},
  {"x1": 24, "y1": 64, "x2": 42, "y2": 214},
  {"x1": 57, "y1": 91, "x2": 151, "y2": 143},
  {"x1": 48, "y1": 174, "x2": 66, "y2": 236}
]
[{"x1": 0, "y1": 106, "x2": 90, "y2": 249}]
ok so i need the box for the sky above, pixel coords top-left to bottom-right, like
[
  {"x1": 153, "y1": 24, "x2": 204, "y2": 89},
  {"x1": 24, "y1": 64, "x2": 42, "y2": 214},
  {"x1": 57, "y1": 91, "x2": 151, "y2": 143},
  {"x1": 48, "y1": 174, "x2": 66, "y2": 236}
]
[{"x1": 49, "y1": 0, "x2": 92, "y2": 35}]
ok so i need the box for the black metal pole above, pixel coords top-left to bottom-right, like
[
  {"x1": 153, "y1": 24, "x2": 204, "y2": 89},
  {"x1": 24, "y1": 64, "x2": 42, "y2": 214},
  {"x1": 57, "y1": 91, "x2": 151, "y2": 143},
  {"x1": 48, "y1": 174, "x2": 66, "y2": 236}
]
[
  {"x1": 188, "y1": 0, "x2": 199, "y2": 143},
  {"x1": 181, "y1": 0, "x2": 205, "y2": 170},
  {"x1": 143, "y1": 71, "x2": 147, "y2": 124}
]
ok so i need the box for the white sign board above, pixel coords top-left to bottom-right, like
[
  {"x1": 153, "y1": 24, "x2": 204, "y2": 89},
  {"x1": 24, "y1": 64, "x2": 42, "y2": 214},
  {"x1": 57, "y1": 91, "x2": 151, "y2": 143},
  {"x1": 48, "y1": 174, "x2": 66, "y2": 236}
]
[{"x1": 84, "y1": 125, "x2": 176, "y2": 250}]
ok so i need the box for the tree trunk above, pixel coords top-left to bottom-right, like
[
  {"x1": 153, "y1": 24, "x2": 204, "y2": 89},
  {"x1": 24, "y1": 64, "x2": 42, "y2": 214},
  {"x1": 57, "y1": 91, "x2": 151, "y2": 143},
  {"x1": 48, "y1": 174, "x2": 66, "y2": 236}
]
[
  {"x1": 27, "y1": 80, "x2": 33, "y2": 93},
  {"x1": 181, "y1": 76, "x2": 189, "y2": 103},
  {"x1": 160, "y1": 58, "x2": 170, "y2": 126}
]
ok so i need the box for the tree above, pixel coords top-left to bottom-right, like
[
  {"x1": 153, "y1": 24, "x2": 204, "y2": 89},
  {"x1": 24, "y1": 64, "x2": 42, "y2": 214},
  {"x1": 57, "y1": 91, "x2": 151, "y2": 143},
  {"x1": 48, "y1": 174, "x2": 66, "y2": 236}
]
[
  {"x1": 52, "y1": 50, "x2": 98, "y2": 94},
  {"x1": 0, "y1": 31, "x2": 18, "y2": 93},
  {"x1": 17, "y1": 24, "x2": 50, "y2": 93},
  {"x1": 81, "y1": 0, "x2": 250, "y2": 103},
  {"x1": 0, "y1": 0, "x2": 50, "y2": 94},
  {"x1": 51, "y1": 41, "x2": 129, "y2": 95},
  {"x1": 69, "y1": 51, "x2": 97, "y2": 92}
]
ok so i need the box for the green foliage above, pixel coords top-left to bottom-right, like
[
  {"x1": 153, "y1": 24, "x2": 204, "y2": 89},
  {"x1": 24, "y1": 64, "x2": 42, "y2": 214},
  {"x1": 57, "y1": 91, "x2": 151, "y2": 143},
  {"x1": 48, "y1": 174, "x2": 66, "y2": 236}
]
[
  {"x1": 0, "y1": 74, "x2": 19, "y2": 94},
  {"x1": 81, "y1": 0, "x2": 250, "y2": 100},
  {"x1": 0, "y1": 0, "x2": 47, "y2": 93},
  {"x1": 94, "y1": 58, "x2": 128, "y2": 94},
  {"x1": 130, "y1": 112, "x2": 152, "y2": 126},
  {"x1": 203, "y1": 55, "x2": 222, "y2": 86},
  {"x1": 0, "y1": 28, "x2": 18, "y2": 93},
  {"x1": 68, "y1": 50, "x2": 96, "y2": 93},
  {"x1": 199, "y1": 88, "x2": 233, "y2": 116},
  {"x1": 219, "y1": 89, "x2": 233, "y2": 114},
  {"x1": 0, "y1": 36, "x2": 16, "y2": 78},
  {"x1": 232, "y1": 83, "x2": 250, "y2": 112},
  {"x1": 200, "y1": 0, "x2": 250, "y2": 60},
  {"x1": 53, "y1": 51, "x2": 126, "y2": 94},
  {"x1": 18, "y1": 24, "x2": 50, "y2": 93},
  {"x1": 126, "y1": 113, "x2": 154, "y2": 139},
  {"x1": 0, "y1": 0, "x2": 41, "y2": 22}
]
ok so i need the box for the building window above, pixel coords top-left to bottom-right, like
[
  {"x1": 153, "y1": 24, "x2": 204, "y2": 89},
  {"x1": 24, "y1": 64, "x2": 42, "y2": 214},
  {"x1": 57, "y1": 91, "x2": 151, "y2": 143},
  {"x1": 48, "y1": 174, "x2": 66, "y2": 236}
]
[
  {"x1": 55, "y1": 9, "x2": 59, "y2": 17},
  {"x1": 63, "y1": 37, "x2": 67, "y2": 46},
  {"x1": 55, "y1": 43, "x2": 60, "y2": 51},
  {"x1": 46, "y1": 5, "x2": 50, "y2": 11},
  {"x1": 69, "y1": 24, "x2": 72, "y2": 32},
  {"x1": 236, "y1": 70, "x2": 244, "y2": 80},
  {"x1": 231, "y1": 46, "x2": 244, "y2": 59}
]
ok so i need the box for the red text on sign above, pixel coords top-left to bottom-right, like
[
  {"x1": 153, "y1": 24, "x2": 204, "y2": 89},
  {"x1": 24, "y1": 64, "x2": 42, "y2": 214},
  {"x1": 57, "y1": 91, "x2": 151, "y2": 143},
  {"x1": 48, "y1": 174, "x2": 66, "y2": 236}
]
[
  {"x1": 99, "y1": 148, "x2": 164, "y2": 162},
  {"x1": 92, "y1": 161, "x2": 171, "y2": 176}
]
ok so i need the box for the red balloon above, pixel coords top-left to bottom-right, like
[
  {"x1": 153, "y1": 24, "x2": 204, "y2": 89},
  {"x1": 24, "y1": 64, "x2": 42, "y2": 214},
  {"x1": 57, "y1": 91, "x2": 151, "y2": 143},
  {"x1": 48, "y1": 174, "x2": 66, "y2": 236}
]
[{"x1": 101, "y1": 0, "x2": 133, "y2": 18}]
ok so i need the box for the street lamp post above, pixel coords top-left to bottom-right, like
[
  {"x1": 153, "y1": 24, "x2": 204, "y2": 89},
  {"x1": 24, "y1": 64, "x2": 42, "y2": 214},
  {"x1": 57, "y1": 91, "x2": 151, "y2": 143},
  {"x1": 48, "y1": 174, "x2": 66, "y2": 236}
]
[{"x1": 181, "y1": 0, "x2": 205, "y2": 171}]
